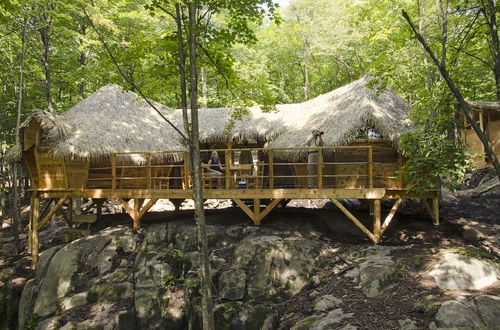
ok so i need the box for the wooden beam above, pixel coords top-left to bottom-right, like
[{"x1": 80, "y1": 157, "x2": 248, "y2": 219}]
[
  {"x1": 146, "y1": 153, "x2": 151, "y2": 189},
  {"x1": 233, "y1": 198, "x2": 255, "y2": 221},
  {"x1": 32, "y1": 195, "x2": 40, "y2": 269},
  {"x1": 432, "y1": 196, "x2": 440, "y2": 225},
  {"x1": 256, "y1": 198, "x2": 282, "y2": 223},
  {"x1": 225, "y1": 149, "x2": 231, "y2": 189},
  {"x1": 111, "y1": 153, "x2": 116, "y2": 190},
  {"x1": 380, "y1": 199, "x2": 402, "y2": 236},
  {"x1": 38, "y1": 197, "x2": 68, "y2": 230},
  {"x1": 422, "y1": 198, "x2": 434, "y2": 223},
  {"x1": 330, "y1": 198, "x2": 376, "y2": 243},
  {"x1": 373, "y1": 199, "x2": 381, "y2": 243},
  {"x1": 268, "y1": 149, "x2": 274, "y2": 188},
  {"x1": 368, "y1": 146, "x2": 373, "y2": 188},
  {"x1": 253, "y1": 199, "x2": 260, "y2": 225},
  {"x1": 318, "y1": 149, "x2": 323, "y2": 188},
  {"x1": 118, "y1": 198, "x2": 135, "y2": 218},
  {"x1": 136, "y1": 198, "x2": 158, "y2": 220},
  {"x1": 133, "y1": 198, "x2": 140, "y2": 229}
]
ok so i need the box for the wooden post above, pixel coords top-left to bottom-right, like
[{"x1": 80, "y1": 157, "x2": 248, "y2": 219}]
[
  {"x1": 133, "y1": 198, "x2": 140, "y2": 229},
  {"x1": 373, "y1": 199, "x2": 381, "y2": 243},
  {"x1": 225, "y1": 149, "x2": 231, "y2": 189},
  {"x1": 253, "y1": 199, "x2": 260, "y2": 225},
  {"x1": 28, "y1": 194, "x2": 34, "y2": 253},
  {"x1": 268, "y1": 149, "x2": 274, "y2": 189},
  {"x1": 184, "y1": 151, "x2": 190, "y2": 189},
  {"x1": 31, "y1": 195, "x2": 40, "y2": 268},
  {"x1": 432, "y1": 195, "x2": 439, "y2": 225},
  {"x1": 318, "y1": 148, "x2": 323, "y2": 188},
  {"x1": 368, "y1": 146, "x2": 373, "y2": 188},
  {"x1": 397, "y1": 154, "x2": 403, "y2": 188},
  {"x1": 96, "y1": 199, "x2": 104, "y2": 219},
  {"x1": 111, "y1": 153, "x2": 116, "y2": 190},
  {"x1": 146, "y1": 153, "x2": 151, "y2": 189}
]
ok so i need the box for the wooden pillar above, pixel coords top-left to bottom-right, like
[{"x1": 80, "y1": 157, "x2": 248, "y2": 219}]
[
  {"x1": 31, "y1": 195, "x2": 40, "y2": 269},
  {"x1": 253, "y1": 199, "x2": 260, "y2": 225},
  {"x1": 96, "y1": 199, "x2": 104, "y2": 218},
  {"x1": 133, "y1": 198, "x2": 140, "y2": 229},
  {"x1": 368, "y1": 146, "x2": 373, "y2": 188},
  {"x1": 111, "y1": 153, "x2": 116, "y2": 190},
  {"x1": 268, "y1": 149, "x2": 274, "y2": 188},
  {"x1": 373, "y1": 199, "x2": 381, "y2": 244},
  {"x1": 432, "y1": 195, "x2": 440, "y2": 225},
  {"x1": 146, "y1": 153, "x2": 152, "y2": 189},
  {"x1": 318, "y1": 148, "x2": 323, "y2": 188},
  {"x1": 225, "y1": 149, "x2": 231, "y2": 189}
]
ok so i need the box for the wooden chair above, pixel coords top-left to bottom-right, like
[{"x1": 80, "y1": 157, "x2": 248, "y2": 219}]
[{"x1": 247, "y1": 162, "x2": 264, "y2": 188}]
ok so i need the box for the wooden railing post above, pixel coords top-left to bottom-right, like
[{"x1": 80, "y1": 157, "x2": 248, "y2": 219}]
[
  {"x1": 397, "y1": 154, "x2": 403, "y2": 188},
  {"x1": 225, "y1": 149, "x2": 231, "y2": 189},
  {"x1": 368, "y1": 146, "x2": 373, "y2": 188},
  {"x1": 146, "y1": 153, "x2": 151, "y2": 189},
  {"x1": 318, "y1": 148, "x2": 323, "y2": 188},
  {"x1": 111, "y1": 153, "x2": 116, "y2": 190},
  {"x1": 184, "y1": 151, "x2": 189, "y2": 189},
  {"x1": 268, "y1": 149, "x2": 274, "y2": 188}
]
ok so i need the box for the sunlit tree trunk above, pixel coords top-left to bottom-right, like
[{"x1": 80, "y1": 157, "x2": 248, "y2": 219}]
[{"x1": 12, "y1": 17, "x2": 28, "y2": 254}]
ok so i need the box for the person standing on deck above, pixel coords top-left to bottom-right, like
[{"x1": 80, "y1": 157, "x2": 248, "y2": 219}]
[{"x1": 305, "y1": 128, "x2": 324, "y2": 188}]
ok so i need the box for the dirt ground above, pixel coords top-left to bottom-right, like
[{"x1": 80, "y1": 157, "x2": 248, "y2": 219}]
[{"x1": 1, "y1": 195, "x2": 499, "y2": 329}]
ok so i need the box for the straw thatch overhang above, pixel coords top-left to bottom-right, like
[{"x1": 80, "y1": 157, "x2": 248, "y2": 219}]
[
  {"x1": 7, "y1": 77, "x2": 412, "y2": 164},
  {"x1": 268, "y1": 76, "x2": 412, "y2": 160},
  {"x1": 467, "y1": 101, "x2": 500, "y2": 112},
  {"x1": 10, "y1": 84, "x2": 184, "y2": 164}
]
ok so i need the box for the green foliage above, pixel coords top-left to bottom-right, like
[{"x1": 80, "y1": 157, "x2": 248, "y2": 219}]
[
  {"x1": 161, "y1": 274, "x2": 176, "y2": 290},
  {"x1": 165, "y1": 243, "x2": 184, "y2": 258}
]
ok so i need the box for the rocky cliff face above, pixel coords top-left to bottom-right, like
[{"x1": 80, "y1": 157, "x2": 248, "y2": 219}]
[{"x1": 12, "y1": 211, "x2": 499, "y2": 330}]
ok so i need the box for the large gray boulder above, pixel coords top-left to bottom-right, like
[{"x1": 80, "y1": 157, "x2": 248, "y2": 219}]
[
  {"x1": 345, "y1": 246, "x2": 404, "y2": 297},
  {"x1": 435, "y1": 294, "x2": 500, "y2": 328},
  {"x1": 429, "y1": 251, "x2": 500, "y2": 290},
  {"x1": 233, "y1": 235, "x2": 323, "y2": 299}
]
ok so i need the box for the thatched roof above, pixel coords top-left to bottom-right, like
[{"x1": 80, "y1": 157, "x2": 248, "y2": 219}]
[
  {"x1": 12, "y1": 84, "x2": 183, "y2": 163},
  {"x1": 8, "y1": 77, "x2": 412, "y2": 164},
  {"x1": 467, "y1": 101, "x2": 500, "y2": 112},
  {"x1": 194, "y1": 76, "x2": 412, "y2": 160},
  {"x1": 268, "y1": 76, "x2": 412, "y2": 157}
]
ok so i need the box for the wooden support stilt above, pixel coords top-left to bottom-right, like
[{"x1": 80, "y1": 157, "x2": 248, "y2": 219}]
[
  {"x1": 233, "y1": 198, "x2": 255, "y2": 222},
  {"x1": 133, "y1": 199, "x2": 140, "y2": 229},
  {"x1": 432, "y1": 195, "x2": 439, "y2": 225},
  {"x1": 31, "y1": 195, "x2": 40, "y2": 269},
  {"x1": 28, "y1": 194, "x2": 34, "y2": 253},
  {"x1": 118, "y1": 198, "x2": 157, "y2": 229},
  {"x1": 373, "y1": 199, "x2": 381, "y2": 243},
  {"x1": 380, "y1": 199, "x2": 402, "y2": 236},
  {"x1": 253, "y1": 199, "x2": 260, "y2": 224},
  {"x1": 233, "y1": 198, "x2": 282, "y2": 225},
  {"x1": 330, "y1": 198, "x2": 376, "y2": 243},
  {"x1": 37, "y1": 197, "x2": 68, "y2": 230},
  {"x1": 421, "y1": 199, "x2": 437, "y2": 224},
  {"x1": 96, "y1": 199, "x2": 104, "y2": 218}
]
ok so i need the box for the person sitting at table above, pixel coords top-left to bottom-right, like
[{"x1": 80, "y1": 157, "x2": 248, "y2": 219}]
[{"x1": 207, "y1": 151, "x2": 224, "y2": 188}]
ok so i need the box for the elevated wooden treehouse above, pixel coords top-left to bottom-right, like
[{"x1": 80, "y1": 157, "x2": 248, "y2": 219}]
[{"x1": 13, "y1": 77, "x2": 440, "y2": 267}]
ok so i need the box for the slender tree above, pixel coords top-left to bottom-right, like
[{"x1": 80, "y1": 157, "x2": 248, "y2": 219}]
[{"x1": 403, "y1": 10, "x2": 500, "y2": 180}]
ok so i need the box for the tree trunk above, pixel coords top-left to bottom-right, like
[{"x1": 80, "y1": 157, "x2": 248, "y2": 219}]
[
  {"x1": 12, "y1": 17, "x2": 28, "y2": 254},
  {"x1": 402, "y1": 10, "x2": 500, "y2": 180},
  {"x1": 485, "y1": 0, "x2": 500, "y2": 100},
  {"x1": 187, "y1": 3, "x2": 215, "y2": 329},
  {"x1": 39, "y1": 9, "x2": 53, "y2": 112}
]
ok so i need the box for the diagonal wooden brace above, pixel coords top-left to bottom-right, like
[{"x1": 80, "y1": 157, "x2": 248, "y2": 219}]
[{"x1": 330, "y1": 198, "x2": 377, "y2": 243}]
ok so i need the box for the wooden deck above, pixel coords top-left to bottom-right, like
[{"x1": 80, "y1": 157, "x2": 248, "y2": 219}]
[{"x1": 25, "y1": 143, "x2": 440, "y2": 267}]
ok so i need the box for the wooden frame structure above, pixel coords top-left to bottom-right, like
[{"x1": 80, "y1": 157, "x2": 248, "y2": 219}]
[
  {"x1": 23, "y1": 140, "x2": 440, "y2": 267},
  {"x1": 460, "y1": 101, "x2": 500, "y2": 168}
]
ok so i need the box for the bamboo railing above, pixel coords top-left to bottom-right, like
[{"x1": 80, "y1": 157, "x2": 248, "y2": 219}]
[{"x1": 87, "y1": 146, "x2": 402, "y2": 190}]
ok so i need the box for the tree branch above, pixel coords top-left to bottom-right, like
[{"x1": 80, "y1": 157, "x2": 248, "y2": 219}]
[
  {"x1": 82, "y1": 6, "x2": 187, "y2": 141},
  {"x1": 401, "y1": 9, "x2": 500, "y2": 180}
]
